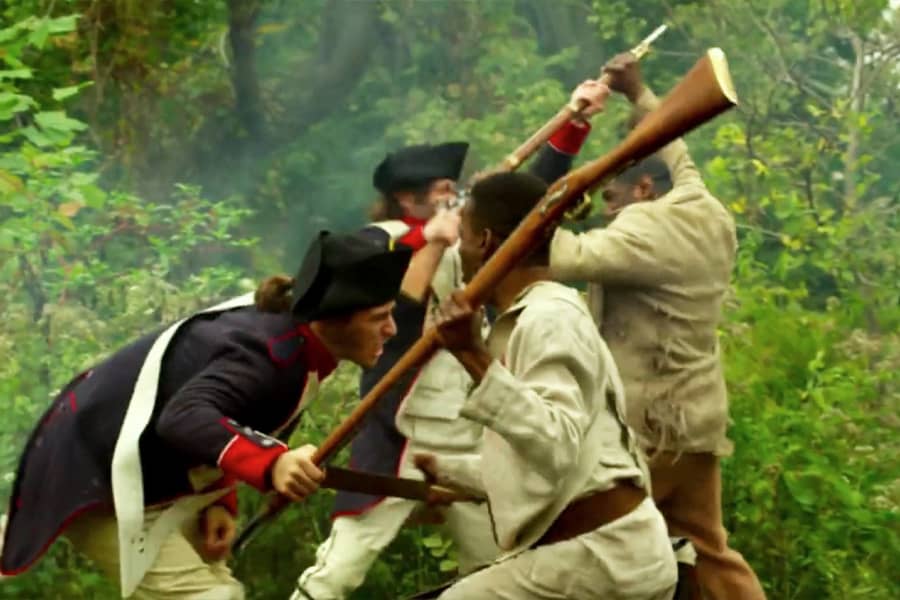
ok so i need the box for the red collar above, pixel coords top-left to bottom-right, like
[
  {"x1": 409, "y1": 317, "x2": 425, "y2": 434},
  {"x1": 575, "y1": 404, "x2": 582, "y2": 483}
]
[
  {"x1": 299, "y1": 324, "x2": 337, "y2": 379},
  {"x1": 401, "y1": 215, "x2": 428, "y2": 229}
]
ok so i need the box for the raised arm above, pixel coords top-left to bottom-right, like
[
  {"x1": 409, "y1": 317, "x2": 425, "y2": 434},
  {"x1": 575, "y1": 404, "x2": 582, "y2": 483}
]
[
  {"x1": 362, "y1": 211, "x2": 459, "y2": 303},
  {"x1": 550, "y1": 206, "x2": 676, "y2": 286},
  {"x1": 605, "y1": 52, "x2": 702, "y2": 188},
  {"x1": 528, "y1": 79, "x2": 609, "y2": 184}
]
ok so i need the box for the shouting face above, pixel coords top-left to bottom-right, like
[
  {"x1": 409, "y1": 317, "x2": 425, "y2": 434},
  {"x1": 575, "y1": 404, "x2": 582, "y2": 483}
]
[{"x1": 318, "y1": 301, "x2": 398, "y2": 369}]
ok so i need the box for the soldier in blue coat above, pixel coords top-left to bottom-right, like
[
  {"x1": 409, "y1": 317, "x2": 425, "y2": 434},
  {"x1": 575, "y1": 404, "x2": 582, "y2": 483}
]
[{"x1": 0, "y1": 229, "x2": 413, "y2": 599}]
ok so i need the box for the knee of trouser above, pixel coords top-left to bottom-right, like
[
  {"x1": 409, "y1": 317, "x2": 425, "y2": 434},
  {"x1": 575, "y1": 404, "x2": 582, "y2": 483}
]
[{"x1": 298, "y1": 564, "x2": 369, "y2": 599}]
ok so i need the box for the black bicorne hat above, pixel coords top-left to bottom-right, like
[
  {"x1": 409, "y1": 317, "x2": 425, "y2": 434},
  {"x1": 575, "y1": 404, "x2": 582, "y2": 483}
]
[
  {"x1": 291, "y1": 230, "x2": 413, "y2": 322},
  {"x1": 373, "y1": 141, "x2": 469, "y2": 195}
]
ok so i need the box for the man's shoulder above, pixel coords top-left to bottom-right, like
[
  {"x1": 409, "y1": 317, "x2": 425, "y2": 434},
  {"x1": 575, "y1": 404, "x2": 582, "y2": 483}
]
[
  {"x1": 514, "y1": 282, "x2": 593, "y2": 328},
  {"x1": 205, "y1": 310, "x2": 312, "y2": 370},
  {"x1": 661, "y1": 184, "x2": 730, "y2": 215},
  {"x1": 504, "y1": 282, "x2": 602, "y2": 368},
  {"x1": 619, "y1": 187, "x2": 734, "y2": 236}
]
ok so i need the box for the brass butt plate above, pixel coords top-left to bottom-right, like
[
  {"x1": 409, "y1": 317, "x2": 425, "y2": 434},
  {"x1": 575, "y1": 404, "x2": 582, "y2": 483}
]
[{"x1": 708, "y1": 48, "x2": 739, "y2": 105}]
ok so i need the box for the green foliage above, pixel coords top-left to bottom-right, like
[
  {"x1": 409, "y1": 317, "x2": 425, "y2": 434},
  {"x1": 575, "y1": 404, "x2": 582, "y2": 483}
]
[
  {"x1": 1, "y1": 1, "x2": 898, "y2": 599},
  {"x1": 0, "y1": 14, "x2": 255, "y2": 598},
  {"x1": 722, "y1": 284, "x2": 899, "y2": 598}
]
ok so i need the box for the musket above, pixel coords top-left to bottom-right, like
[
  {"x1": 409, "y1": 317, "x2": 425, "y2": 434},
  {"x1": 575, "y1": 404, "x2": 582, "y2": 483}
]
[
  {"x1": 234, "y1": 48, "x2": 738, "y2": 554},
  {"x1": 497, "y1": 24, "x2": 668, "y2": 172},
  {"x1": 320, "y1": 467, "x2": 480, "y2": 504},
  {"x1": 232, "y1": 466, "x2": 479, "y2": 554}
]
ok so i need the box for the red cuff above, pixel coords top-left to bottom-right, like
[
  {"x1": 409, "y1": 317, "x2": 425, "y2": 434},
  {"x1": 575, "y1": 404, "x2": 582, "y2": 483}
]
[
  {"x1": 548, "y1": 120, "x2": 592, "y2": 155},
  {"x1": 217, "y1": 432, "x2": 288, "y2": 491},
  {"x1": 398, "y1": 225, "x2": 427, "y2": 251}
]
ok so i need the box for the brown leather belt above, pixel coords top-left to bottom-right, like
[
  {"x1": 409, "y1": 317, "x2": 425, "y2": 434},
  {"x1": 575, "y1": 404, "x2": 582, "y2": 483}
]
[{"x1": 533, "y1": 480, "x2": 647, "y2": 547}]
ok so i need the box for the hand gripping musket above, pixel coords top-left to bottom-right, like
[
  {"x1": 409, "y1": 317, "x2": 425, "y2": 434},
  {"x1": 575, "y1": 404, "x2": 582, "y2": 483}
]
[
  {"x1": 497, "y1": 24, "x2": 668, "y2": 173},
  {"x1": 233, "y1": 48, "x2": 738, "y2": 555}
]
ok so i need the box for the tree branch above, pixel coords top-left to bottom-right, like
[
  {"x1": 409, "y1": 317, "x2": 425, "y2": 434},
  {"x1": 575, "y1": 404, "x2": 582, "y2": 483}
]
[
  {"x1": 742, "y1": 0, "x2": 831, "y2": 105},
  {"x1": 227, "y1": 0, "x2": 264, "y2": 141},
  {"x1": 273, "y1": 0, "x2": 381, "y2": 145},
  {"x1": 843, "y1": 30, "x2": 865, "y2": 210}
]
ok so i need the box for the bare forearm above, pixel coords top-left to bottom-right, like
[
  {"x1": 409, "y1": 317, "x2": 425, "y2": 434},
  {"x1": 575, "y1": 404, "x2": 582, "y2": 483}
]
[
  {"x1": 400, "y1": 241, "x2": 448, "y2": 302},
  {"x1": 451, "y1": 347, "x2": 492, "y2": 384}
]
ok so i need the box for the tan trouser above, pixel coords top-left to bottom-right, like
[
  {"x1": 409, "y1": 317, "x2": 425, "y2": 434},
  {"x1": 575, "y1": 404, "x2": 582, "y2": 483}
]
[
  {"x1": 437, "y1": 498, "x2": 677, "y2": 600},
  {"x1": 65, "y1": 507, "x2": 244, "y2": 599},
  {"x1": 649, "y1": 452, "x2": 766, "y2": 600}
]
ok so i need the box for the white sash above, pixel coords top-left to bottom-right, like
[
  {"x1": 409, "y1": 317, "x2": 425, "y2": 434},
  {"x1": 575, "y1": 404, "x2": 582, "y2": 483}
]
[{"x1": 111, "y1": 292, "x2": 255, "y2": 597}]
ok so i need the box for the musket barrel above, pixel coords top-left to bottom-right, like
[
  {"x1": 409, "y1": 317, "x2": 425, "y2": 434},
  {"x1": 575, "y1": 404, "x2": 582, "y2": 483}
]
[{"x1": 497, "y1": 24, "x2": 668, "y2": 173}]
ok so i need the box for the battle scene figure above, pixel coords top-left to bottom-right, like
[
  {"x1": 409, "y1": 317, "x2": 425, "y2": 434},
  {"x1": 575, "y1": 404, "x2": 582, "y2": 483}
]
[
  {"x1": 294, "y1": 81, "x2": 610, "y2": 600},
  {"x1": 418, "y1": 171, "x2": 678, "y2": 600},
  {"x1": 551, "y1": 53, "x2": 766, "y2": 600},
  {"x1": 0, "y1": 230, "x2": 412, "y2": 599}
]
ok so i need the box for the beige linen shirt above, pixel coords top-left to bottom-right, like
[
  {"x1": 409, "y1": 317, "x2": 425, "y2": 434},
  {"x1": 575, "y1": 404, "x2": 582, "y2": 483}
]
[
  {"x1": 550, "y1": 88, "x2": 737, "y2": 456},
  {"x1": 435, "y1": 281, "x2": 647, "y2": 554},
  {"x1": 395, "y1": 245, "x2": 485, "y2": 452},
  {"x1": 366, "y1": 224, "x2": 483, "y2": 452}
]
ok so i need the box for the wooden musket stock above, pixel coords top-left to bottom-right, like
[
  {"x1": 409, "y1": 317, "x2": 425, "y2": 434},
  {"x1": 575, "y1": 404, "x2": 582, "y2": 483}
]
[
  {"x1": 497, "y1": 24, "x2": 667, "y2": 172},
  {"x1": 233, "y1": 48, "x2": 738, "y2": 555},
  {"x1": 321, "y1": 467, "x2": 480, "y2": 504}
]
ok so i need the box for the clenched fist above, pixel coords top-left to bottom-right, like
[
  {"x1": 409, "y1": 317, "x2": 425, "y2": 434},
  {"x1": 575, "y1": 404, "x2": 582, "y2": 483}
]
[
  {"x1": 270, "y1": 444, "x2": 324, "y2": 502},
  {"x1": 199, "y1": 505, "x2": 236, "y2": 561},
  {"x1": 423, "y1": 207, "x2": 462, "y2": 247}
]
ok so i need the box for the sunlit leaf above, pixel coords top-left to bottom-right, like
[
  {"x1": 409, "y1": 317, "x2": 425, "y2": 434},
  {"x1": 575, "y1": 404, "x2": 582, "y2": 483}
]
[
  {"x1": 34, "y1": 111, "x2": 88, "y2": 133},
  {"x1": 57, "y1": 201, "x2": 83, "y2": 217},
  {"x1": 0, "y1": 169, "x2": 23, "y2": 193},
  {"x1": 0, "y1": 68, "x2": 32, "y2": 80},
  {"x1": 52, "y1": 82, "x2": 93, "y2": 101}
]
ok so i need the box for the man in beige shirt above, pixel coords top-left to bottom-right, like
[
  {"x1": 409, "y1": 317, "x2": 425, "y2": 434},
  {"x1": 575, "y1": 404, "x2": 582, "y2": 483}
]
[
  {"x1": 416, "y1": 171, "x2": 677, "y2": 599},
  {"x1": 550, "y1": 54, "x2": 765, "y2": 599},
  {"x1": 295, "y1": 82, "x2": 607, "y2": 598}
]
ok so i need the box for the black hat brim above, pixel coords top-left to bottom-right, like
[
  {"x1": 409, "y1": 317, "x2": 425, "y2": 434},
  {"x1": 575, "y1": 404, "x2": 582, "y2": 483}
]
[
  {"x1": 291, "y1": 231, "x2": 412, "y2": 322},
  {"x1": 373, "y1": 141, "x2": 469, "y2": 194}
]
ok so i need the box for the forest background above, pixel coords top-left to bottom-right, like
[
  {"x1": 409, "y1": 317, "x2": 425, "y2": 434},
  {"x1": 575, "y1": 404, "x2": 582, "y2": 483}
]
[{"x1": 0, "y1": 0, "x2": 898, "y2": 598}]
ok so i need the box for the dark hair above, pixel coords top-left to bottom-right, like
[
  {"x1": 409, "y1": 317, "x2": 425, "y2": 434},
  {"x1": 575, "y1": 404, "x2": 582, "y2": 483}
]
[
  {"x1": 617, "y1": 155, "x2": 672, "y2": 193},
  {"x1": 618, "y1": 107, "x2": 673, "y2": 194},
  {"x1": 468, "y1": 172, "x2": 550, "y2": 264},
  {"x1": 254, "y1": 274, "x2": 294, "y2": 313},
  {"x1": 368, "y1": 183, "x2": 433, "y2": 221},
  {"x1": 368, "y1": 194, "x2": 403, "y2": 221}
]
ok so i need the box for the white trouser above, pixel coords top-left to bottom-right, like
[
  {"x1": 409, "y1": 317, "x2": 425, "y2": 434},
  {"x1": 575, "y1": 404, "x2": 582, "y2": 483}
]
[
  {"x1": 65, "y1": 507, "x2": 244, "y2": 599},
  {"x1": 293, "y1": 494, "x2": 497, "y2": 600},
  {"x1": 294, "y1": 355, "x2": 495, "y2": 600}
]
